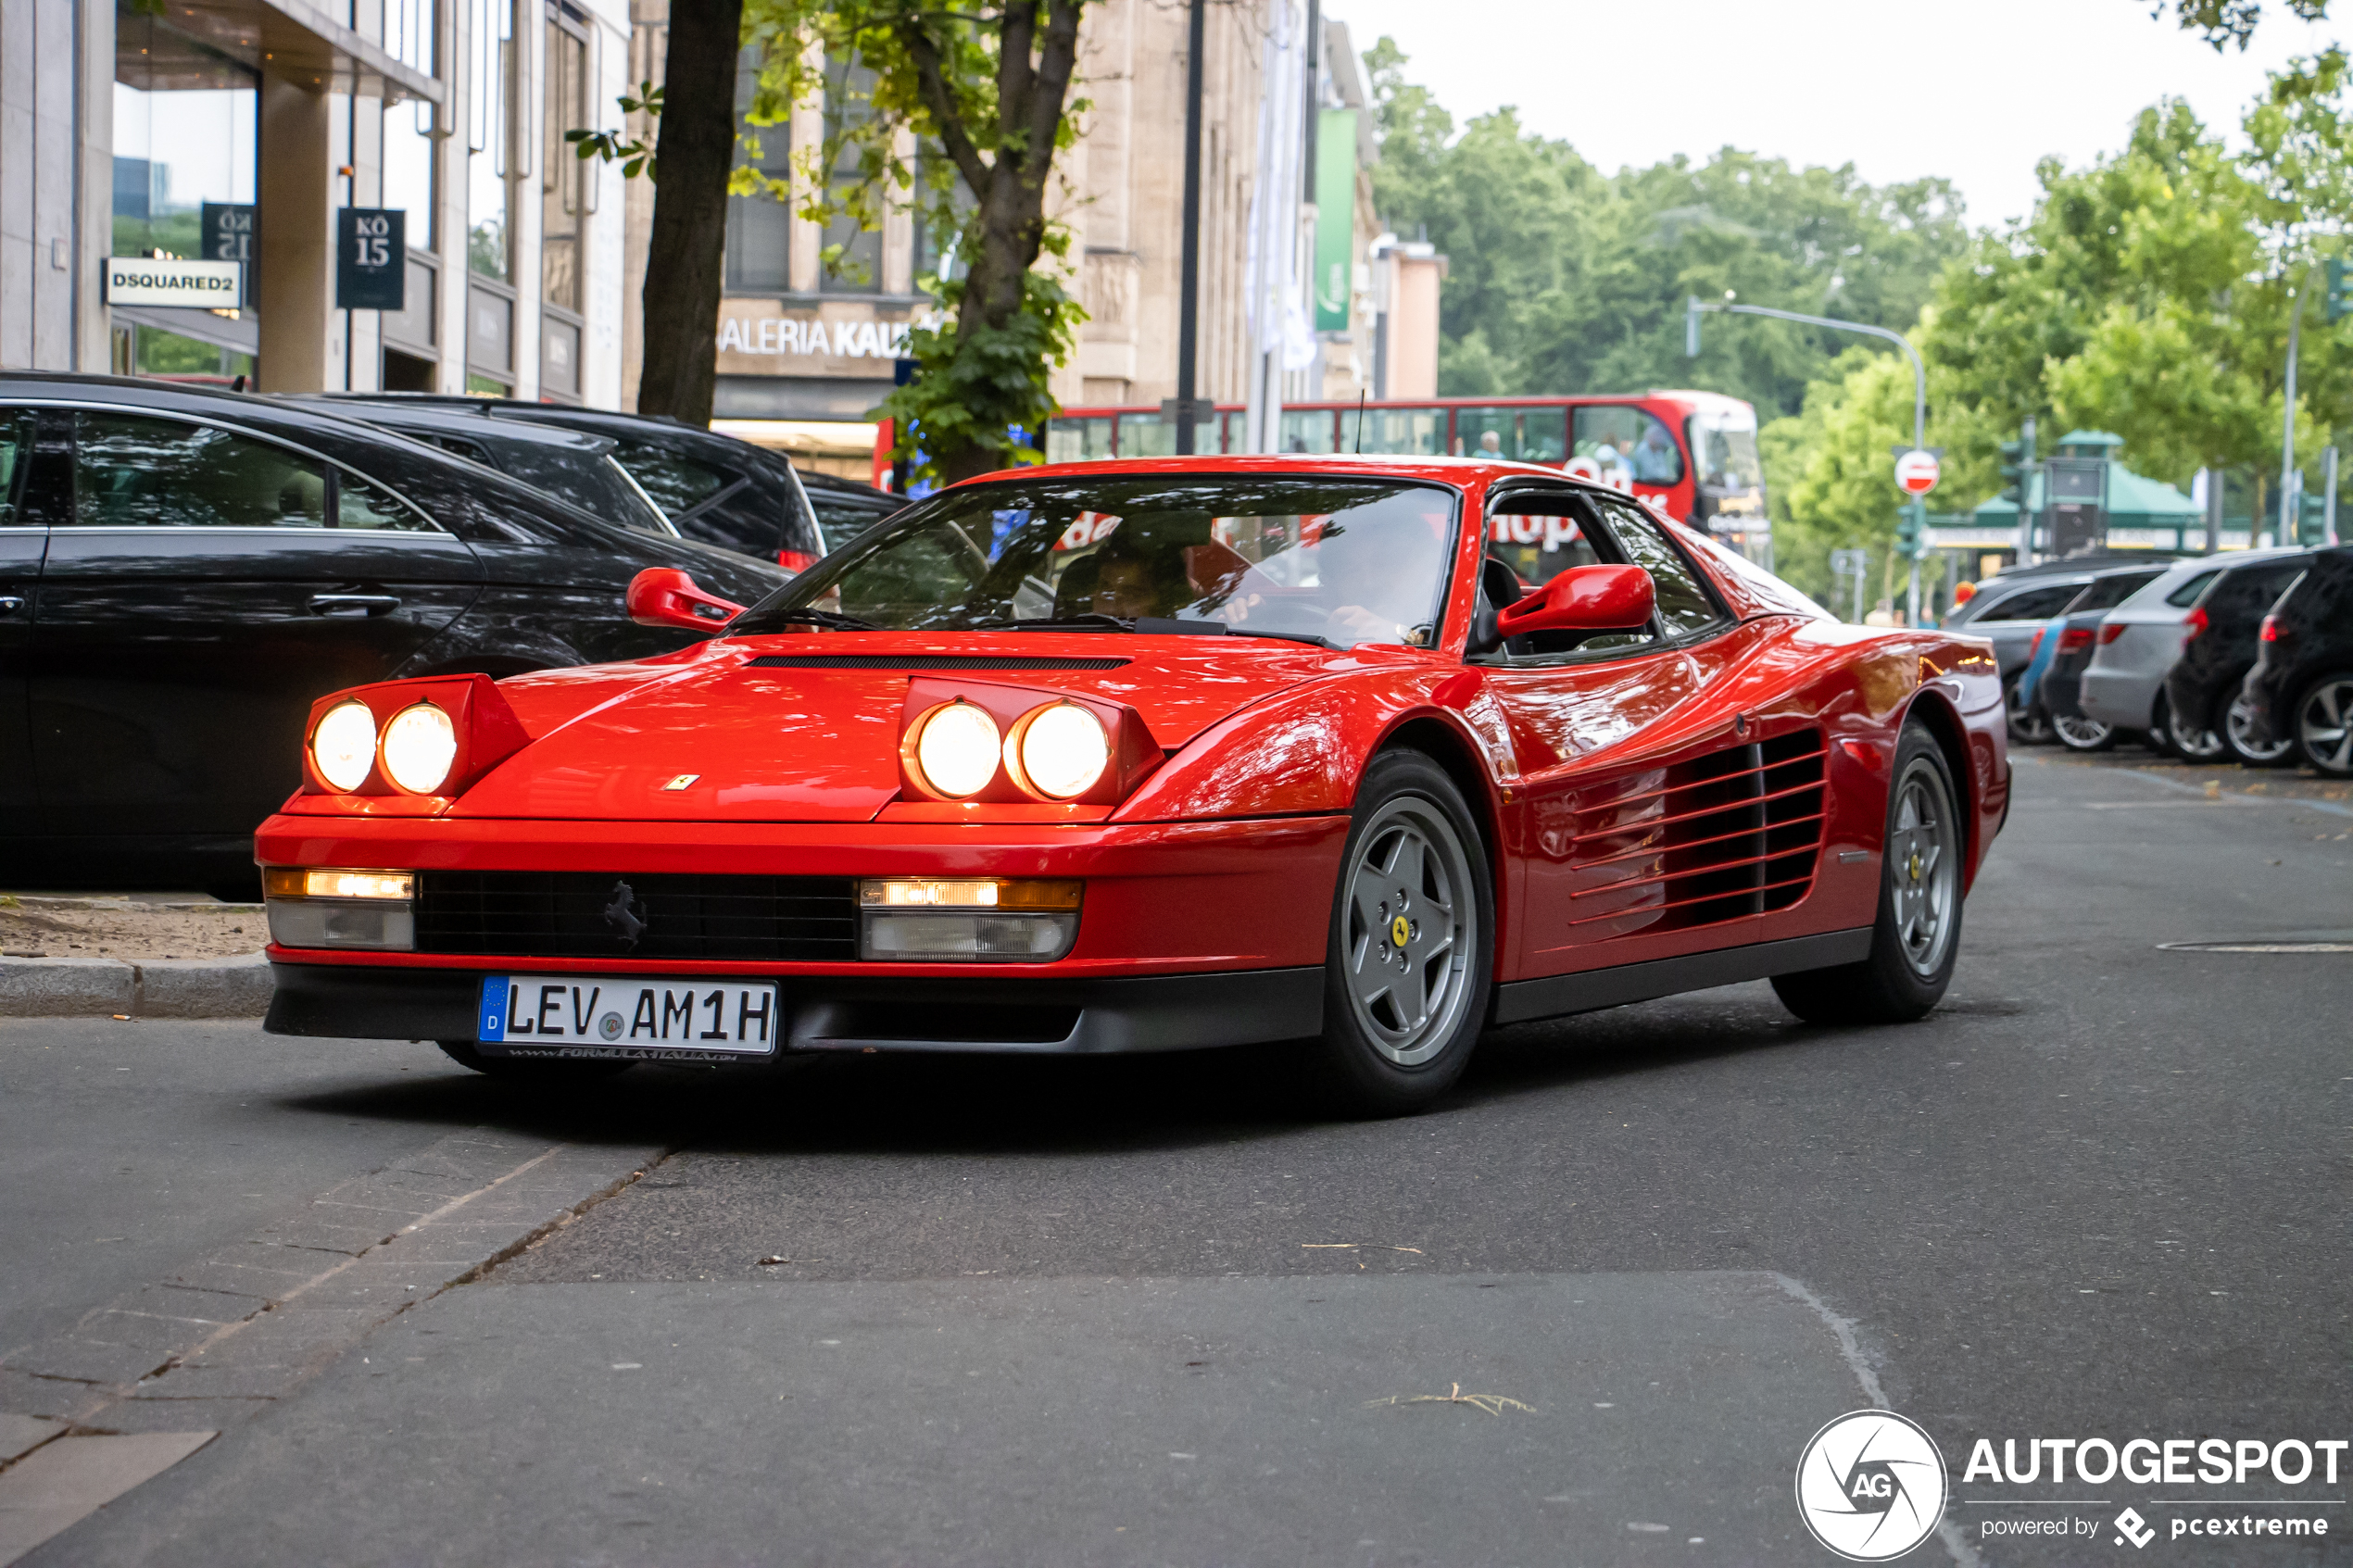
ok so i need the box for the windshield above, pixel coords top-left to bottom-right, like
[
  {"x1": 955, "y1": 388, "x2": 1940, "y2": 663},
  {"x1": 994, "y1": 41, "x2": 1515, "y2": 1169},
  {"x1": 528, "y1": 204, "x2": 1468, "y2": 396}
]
[
  {"x1": 1687, "y1": 408, "x2": 1762, "y2": 492},
  {"x1": 732, "y1": 475, "x2": 1462, "y2": 649}
]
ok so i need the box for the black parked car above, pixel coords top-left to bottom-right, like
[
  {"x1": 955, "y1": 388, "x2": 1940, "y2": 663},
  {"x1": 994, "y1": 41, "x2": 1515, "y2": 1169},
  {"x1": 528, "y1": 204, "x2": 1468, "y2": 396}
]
[
  {"x1": 2243, "y1": 545, "x2": 2353, "y2": 776},
  {"x1": 315, "y1": 395, "x2": 826, "y2": 571},
  {"x1": 287, "y1": 397, "x2": 676, "y2": 539},
  {"x1": 2163, "y1": 550, "x2": 2313, "y2": 768},
  {"x1": 799, "y1": 468, "x2": 909, "y2": 551},
  {"x1": 2031, "y1": 565, "x2": 2167, "y2": 751},
  {"x1": 0, "y1": 374, "x2": 784, "y2": 897}
]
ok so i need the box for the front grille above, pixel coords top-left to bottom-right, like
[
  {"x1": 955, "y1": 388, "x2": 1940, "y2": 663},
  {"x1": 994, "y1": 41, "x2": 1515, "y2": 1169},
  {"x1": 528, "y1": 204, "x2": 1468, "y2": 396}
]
[
  {"x1": 744, "y1": 654, "x2": 1129, "y2": 671},
  {"x1": 1561, "y1": 728, "x2": 1828, "y2": 939},
  {"x1": 415, "y1": 872, "x2": 858, "y2": 961}
]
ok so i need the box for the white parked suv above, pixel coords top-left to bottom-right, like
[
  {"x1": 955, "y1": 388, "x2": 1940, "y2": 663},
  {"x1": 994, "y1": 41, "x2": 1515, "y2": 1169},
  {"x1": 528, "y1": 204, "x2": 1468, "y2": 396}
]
[{"x1": 2078, "y1": 548, "x2": 2304, "y2": 758}]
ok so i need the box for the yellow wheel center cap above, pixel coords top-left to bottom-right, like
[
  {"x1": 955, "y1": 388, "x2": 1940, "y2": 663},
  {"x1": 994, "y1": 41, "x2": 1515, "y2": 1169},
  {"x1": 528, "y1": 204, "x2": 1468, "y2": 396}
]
[
  {"x1": 1908, "y1": 853, "x2": 1922, "y2": 883},
  {"x1": 1390, "y1": 915, "x2": 1411, "y2": 947}
]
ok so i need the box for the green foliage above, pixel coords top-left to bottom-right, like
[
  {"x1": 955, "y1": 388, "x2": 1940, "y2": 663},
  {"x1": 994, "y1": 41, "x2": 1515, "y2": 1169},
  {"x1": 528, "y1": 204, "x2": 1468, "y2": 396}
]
[
  {"x1": 2154, "y1": 0, "x2": 2330, "y2": 52},
  {"x1": 1364, "y1": 40, "x2": 1969, "y2": 422},
  {"x1": 565, "y1": 82, "x2": 663, "y2": 181},
  {"x1": 875, "y1": 264, "x2": 1081, "y2": 470}
]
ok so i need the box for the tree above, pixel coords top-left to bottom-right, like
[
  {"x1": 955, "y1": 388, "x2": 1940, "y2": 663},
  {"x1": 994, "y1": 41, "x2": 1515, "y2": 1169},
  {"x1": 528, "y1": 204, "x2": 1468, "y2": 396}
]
[
  {"x1": 631, "y1": 0, "x2": 745, "y2": 423},
  {"x1": 739, "y1": 0, "x2": 1090, "y2": 484},
  {"x1": 2155, "y1": 0, "x2": 2330, "y2": 52}
]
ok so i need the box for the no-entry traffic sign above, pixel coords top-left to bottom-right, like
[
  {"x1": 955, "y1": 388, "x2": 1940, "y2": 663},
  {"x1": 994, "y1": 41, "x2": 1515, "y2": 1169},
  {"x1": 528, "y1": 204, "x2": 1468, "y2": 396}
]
[{"x1": 1895, "y1": 448, "x2": 1940, "y2": 495}]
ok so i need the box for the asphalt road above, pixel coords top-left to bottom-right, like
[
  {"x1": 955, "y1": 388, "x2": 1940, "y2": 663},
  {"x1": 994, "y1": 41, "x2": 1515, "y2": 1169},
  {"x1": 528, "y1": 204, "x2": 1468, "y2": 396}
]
[{"x1": 5, "y1": 749, "x2": 2350, "y2": 1566}]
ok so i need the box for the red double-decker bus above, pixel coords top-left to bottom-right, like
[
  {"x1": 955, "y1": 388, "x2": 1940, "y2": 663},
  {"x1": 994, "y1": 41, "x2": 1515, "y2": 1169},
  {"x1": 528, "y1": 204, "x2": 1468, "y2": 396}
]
[{"x1": 1040, "y1": 390, "x2": 1771, "y2": 565}]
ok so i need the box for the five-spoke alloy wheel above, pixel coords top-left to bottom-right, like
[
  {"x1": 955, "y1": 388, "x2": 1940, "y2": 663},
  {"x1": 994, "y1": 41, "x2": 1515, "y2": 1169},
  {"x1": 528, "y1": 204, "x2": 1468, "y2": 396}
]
[
  {"x1": 1314, "y1": 750, "x2": 1493, "y2": 1115},
  {"x1": 2296, "y1": 673, "x2": 2353, "y2": 776}
]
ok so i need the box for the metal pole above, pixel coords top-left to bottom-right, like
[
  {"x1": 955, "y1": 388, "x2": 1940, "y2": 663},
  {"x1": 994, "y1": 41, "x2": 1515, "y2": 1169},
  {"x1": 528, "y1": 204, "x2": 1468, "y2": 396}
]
[
  {"x1": 2327, "y1": 445, "x2": 2340, "y2": 546},
  {"x1": 1853, "y1": 561, "x2": 1866, "y2": 626},
  {"x1": 2281, "y1": 273, "x2": 2308, "y2": 540},
  {"x1": 1173, "y1": 0, "x2": 1204, "y2": 456},
  {"x1": 1700, "y1": 300, "x2": 1924, "y2": 452},
  {"x1": 1906, "y1": 502, "x2": 1922, "y2": 627}
]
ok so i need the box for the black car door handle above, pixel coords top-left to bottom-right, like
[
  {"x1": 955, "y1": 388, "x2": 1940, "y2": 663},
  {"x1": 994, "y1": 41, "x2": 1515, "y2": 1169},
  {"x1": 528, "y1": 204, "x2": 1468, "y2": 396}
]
[{"x1": 308, "y1": 594, "x2": 401, "y2": 618}]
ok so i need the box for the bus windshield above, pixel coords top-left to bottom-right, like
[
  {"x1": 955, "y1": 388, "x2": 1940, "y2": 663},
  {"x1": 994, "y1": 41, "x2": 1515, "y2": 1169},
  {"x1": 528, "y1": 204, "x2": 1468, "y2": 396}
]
[{"x1": 1688, "y1": 407, "x2": 1763, "y2": 493}]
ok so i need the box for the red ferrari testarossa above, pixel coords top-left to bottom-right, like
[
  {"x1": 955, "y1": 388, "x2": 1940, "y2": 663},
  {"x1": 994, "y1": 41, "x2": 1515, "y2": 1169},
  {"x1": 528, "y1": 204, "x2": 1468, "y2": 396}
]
[{"x1": 258, "y1": 456, "x2": 2007, "y2": 1113}]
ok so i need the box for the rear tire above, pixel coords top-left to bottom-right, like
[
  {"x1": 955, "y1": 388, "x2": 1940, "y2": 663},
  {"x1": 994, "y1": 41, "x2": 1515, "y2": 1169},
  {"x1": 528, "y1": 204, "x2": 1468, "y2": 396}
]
[
  {"x1": 2004, "y1": 672, "x2": 2052, "y2": 746},
  {"x1": 2295, "y1": 672, "x2": 2353, "y2": 776},
  {"x1": 437, "y1": 1040, "x2": 635, "y2": 1083},
  {"x1": 2221, "y1": 688, "x2": 2296, "y2": 768},
  {"x1": 1306, "y1": 750, "x2": 1493, "y2": 1117},
  {"x1": 2166, "y1": 696, "x2": 2227, "y2": 761},
  {"x1": 2052, "y1": 713, "x2": 2115, "y2": 752},
  {"x1": 1772, "y1": 721, "x2": 1962, "y2": 1025}
]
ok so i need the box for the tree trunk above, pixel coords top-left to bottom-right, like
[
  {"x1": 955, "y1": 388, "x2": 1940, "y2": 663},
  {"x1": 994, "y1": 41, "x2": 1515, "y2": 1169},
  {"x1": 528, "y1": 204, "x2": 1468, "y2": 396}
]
[{"x1": 636, "y1": 0, "x2": 744, "y2": 424}]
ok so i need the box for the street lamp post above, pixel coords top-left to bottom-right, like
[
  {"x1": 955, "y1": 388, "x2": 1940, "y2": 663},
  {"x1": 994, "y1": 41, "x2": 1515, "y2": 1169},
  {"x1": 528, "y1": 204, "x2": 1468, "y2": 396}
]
[{"x1": 1690, "y1": 296, "x2": 1931, "y2": 623}]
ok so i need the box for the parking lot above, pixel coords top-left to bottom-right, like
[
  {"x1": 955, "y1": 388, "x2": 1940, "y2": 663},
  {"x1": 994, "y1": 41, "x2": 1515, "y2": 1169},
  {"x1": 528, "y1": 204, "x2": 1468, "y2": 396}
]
[{"x1": 3, "y1": 746, "x2": 2346, "y2": 1566}]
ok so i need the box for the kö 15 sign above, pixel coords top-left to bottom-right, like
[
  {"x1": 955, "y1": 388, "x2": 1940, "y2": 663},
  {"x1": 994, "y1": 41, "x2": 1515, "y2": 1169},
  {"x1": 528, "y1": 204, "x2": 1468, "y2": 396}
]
[{"x1": 335, "y1": 208, "x2": 405, "y2": 311}]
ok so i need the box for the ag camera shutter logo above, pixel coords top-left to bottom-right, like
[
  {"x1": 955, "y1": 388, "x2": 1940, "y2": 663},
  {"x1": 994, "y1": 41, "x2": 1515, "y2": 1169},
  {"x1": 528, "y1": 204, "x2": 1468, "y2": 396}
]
[{"x1": 1795, "y1": 1410, "x2": 1948, "y2": 1561}]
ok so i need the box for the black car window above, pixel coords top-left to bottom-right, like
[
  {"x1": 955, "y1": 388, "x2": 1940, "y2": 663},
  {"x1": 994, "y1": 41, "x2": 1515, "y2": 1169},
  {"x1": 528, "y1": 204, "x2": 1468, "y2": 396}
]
[
  {"x1": 1588, "y1": 497, "x2": 1727, "y2": 639},
  {"x1": 1972, "y1": 583, "x2": 2081, "y2": 622},
  {"x1": 2164, "y1": 570, "x2": 2220, "y2": 608},
  {"x1": 407, "y1": 431, "x2": 497, "y2": 466},
  {"x1": 2066, "y1": 571, "x2": 2163, "y2": 614},
  {"x1": 337, "y1": 470, "x2": 430, "y2": 531},
  {"x1": 0, "y1": 409, "x2": 32, "y2": 525},
  {"x1": 2206, "y1": 561, "x2": 2307, "y2": 619},
  {"x1": 612, "y1": 440, "x2": 733, "y2": 514},
  {"x1": 809, "y1": 491, "x2": 898, "y2": 552},
  {"x1": 68, "y1": 412, "x2": 431, "y2": 532}
]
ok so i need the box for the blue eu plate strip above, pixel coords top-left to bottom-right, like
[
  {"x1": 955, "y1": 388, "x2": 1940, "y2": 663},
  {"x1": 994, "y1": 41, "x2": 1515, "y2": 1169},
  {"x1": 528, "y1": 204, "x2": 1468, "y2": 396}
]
[{"x1": 476, "y1": 976, "x2": 508, "y2": 1042}]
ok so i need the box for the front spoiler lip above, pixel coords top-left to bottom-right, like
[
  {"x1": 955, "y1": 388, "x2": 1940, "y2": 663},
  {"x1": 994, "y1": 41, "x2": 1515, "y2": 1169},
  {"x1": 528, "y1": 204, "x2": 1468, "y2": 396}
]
[{"x1": 264, "y1": 960, "x2": 1326, "y2": 1056}]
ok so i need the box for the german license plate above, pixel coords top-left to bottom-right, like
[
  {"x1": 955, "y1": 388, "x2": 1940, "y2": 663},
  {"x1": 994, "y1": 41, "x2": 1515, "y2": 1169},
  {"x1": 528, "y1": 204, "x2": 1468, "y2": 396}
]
[{"x1": 476, "y1": 976, "x2": 779, "y2": 1060}]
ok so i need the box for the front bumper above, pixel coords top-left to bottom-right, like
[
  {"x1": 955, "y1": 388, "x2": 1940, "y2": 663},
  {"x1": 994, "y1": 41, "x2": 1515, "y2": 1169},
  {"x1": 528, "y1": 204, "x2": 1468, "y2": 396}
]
[{"x1": 264, "y1": 960, "x2": 1325, "y2": 1055}]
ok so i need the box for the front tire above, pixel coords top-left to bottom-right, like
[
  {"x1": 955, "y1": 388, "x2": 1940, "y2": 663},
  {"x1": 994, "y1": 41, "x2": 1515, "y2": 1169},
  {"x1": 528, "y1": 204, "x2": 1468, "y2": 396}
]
[
  {"x1": 437, "y1": 1040, "x2": 635, "y2": 1083},
  {"x1": 2295, "y1": 672, "x2": 2353, "y2": 776},
  {"x1": 1773, "y1": 721, "x2": 1963, "y2": 1025},
  {"x1": 1307, "y1": 750, "x2": 1494, "y2": 1116}
]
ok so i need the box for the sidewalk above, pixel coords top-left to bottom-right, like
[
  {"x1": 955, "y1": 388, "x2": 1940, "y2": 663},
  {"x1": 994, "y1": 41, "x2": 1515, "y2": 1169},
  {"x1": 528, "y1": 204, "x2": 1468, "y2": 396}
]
[{"x1": 0, "y1": 897, "x2": 270, "y2": 1020}]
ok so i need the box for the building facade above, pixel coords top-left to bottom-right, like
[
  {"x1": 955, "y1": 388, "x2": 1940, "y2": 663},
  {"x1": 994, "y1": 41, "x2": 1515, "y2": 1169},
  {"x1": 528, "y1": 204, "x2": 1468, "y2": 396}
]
[{"x1": 3, "y1": 0, "x2": 635, "y2": 404}]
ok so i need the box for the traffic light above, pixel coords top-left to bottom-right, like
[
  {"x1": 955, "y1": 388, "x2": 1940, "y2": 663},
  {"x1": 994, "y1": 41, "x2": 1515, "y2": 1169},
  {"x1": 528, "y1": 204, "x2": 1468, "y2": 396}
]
[
  {"x1": 1894, "y1": 501, "x2": 1924, "y2": 560},
  {"x1": 1997, "y1": 416, "x2": 2038, "y2": 508},
  {"x1": 2328, "y1": 258, "x2": 2353, "y2": 324}
]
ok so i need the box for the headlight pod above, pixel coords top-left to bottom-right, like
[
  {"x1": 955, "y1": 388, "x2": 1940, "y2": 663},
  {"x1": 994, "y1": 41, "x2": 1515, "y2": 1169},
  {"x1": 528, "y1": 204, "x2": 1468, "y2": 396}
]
[
  {"x1": 1005, "y1": 702, "x2": 1110, "y2": 800},
  {"x1": 906, "y1": 699, "x2": 1002, "y2": 798},
  {"x1": 381, "y1": 703, "x2": 458, "y2": 794},
  {"x1": 311, "y1": 700, "x2": 379, "y2": 792}
]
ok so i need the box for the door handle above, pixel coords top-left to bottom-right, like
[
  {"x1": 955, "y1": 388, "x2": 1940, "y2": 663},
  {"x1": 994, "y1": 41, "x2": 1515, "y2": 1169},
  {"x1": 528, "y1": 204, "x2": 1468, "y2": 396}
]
[
  {"x1": 0, "y1": 596, "x2": 23, "y2": 617},
  {"x1": 308, "y1": 594, "x2": 401, "y2": 618}
]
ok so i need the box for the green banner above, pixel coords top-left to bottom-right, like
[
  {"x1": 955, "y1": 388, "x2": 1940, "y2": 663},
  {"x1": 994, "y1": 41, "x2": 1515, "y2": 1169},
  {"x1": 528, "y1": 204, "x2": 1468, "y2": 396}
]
[{"x1": 1313, "y1": 108, "x2": 1357, "y2": 333}]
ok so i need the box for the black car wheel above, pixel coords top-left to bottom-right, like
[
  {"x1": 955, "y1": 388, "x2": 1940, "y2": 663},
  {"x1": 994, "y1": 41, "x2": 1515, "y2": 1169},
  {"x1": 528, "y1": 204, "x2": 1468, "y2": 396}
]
[
  {"x1": 1773, "y1": 721, "x2": 1962, "y2": 1025},
  {"x1": 2221, "y1": 689, "x2": 2296, "y2": 768},
  {"x1": 2165, "y1": 697, "x2": 2228, "y2": 761},
  {"x1": 437, "y1": 1040, "x2": 635, "y2": 1083},
  {"x1": 1307, "y1": 750, "x2": 1494, "y2": 1117},
  {"x1": 2295, "y1": 672, "x2": 2353, "y2": 777},
  {"x1": 2003, "y1": 672, "x2": 2053, "y2": 746}
]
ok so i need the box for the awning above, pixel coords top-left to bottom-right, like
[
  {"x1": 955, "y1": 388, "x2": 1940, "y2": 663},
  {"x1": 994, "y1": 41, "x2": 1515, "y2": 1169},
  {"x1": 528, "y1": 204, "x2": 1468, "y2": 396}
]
[{"x1": 139, "y1": 0, "x2": 444, "y2": 106}]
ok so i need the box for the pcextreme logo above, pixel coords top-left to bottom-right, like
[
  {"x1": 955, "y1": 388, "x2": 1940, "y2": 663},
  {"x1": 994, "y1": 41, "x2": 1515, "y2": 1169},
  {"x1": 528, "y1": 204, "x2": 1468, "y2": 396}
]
[{"x1": 1795, "y1": 1410, "x2": 1949, "y2": 1561}]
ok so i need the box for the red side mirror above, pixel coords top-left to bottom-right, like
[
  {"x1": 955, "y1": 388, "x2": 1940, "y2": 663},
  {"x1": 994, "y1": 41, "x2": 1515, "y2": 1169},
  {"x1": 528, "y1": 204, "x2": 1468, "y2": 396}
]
[
  {"x1": 626, "y1": 568, "x2": 745, "y2": 633},
  {"x1": 1494, "y1": 563, "x2": 1655, "y2": 640}
]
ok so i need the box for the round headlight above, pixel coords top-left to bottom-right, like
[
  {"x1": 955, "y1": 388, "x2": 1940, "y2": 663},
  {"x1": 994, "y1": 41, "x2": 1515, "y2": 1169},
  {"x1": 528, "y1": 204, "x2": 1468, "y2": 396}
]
[
  {"x1": 311, "y1": 700, "x2": 379, "y2": 792},
  {"x1": 381, "y1": 703, "x2": 459, "y2": 794},
  {"x1": 1015, "y1": 703, "x2": 1110, "y2": 799},
  {"x1": 913, "y1": 701, "x2": 1001, "y2": 797}
]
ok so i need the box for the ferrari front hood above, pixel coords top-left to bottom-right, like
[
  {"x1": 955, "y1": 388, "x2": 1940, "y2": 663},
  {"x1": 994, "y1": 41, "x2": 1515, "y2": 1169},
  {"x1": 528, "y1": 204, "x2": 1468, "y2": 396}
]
[{"x1": 453, "y1": 633, "x2": 1352, "y2": 822}]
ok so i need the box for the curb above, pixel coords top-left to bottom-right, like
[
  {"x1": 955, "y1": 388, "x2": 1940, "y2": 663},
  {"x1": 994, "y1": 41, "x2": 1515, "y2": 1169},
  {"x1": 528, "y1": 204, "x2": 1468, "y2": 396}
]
[{"x1": 0, "y1": 952, "x2": 272, "y2": 1019}]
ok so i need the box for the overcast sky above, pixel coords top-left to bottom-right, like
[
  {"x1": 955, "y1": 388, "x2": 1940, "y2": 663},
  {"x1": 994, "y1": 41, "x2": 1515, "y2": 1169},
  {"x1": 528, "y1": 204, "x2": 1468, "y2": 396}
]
[{"x1": 1325, "y1": 0, "x2": 2342, "y2": 227}]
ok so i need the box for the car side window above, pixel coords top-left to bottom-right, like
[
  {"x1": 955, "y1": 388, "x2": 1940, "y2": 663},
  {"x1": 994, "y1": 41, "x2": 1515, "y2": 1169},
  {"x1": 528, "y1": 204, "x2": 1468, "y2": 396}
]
[
  {"x1": 1478, "y1": 491, "x2": 1651, "y2": 659},
  {"x1": 2164, "y1": 571, "x2": 2220, "y2": 608},
  {"x1": 612, "y1": 440, "x2": 732, "y2": 516},
  {"x1": 1977, "y1": 583, "x2": 2078, "y2": 622},
  {"x1": 1590, "y1": 498, "x2": 1727, "y2": 639},
  {"x1": 0, "y1": 409, "x2": 32, "y2": 525},
  {"x1": 69, "y1": 412, "x2": 433, "y2": 533}
]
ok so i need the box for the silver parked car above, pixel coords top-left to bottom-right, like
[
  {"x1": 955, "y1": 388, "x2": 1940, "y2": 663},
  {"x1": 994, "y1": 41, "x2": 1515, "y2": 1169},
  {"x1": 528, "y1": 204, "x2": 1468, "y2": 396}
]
[{"x1": 2080, "y1": 547, "x2": 2308, "y2": 759}]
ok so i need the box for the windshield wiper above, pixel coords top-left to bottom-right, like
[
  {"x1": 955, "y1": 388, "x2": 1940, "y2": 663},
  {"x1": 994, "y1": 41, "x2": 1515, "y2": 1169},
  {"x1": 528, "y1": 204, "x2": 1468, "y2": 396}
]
[
  {"x1": 760, "y1": 608, "x2": 880, "y2": 631},
  {"x1": 972, "y1": 613, "x2": 1134, "y2": 633},
  {"x1": 1219, "y1": 628, "x2": 1336, "y2": 648}
]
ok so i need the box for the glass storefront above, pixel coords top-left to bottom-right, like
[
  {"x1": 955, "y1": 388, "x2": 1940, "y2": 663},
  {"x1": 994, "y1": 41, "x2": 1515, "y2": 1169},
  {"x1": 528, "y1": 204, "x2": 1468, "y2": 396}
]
[{"x1": 112, "y1": 9, "x2": 258, "y2": 265}]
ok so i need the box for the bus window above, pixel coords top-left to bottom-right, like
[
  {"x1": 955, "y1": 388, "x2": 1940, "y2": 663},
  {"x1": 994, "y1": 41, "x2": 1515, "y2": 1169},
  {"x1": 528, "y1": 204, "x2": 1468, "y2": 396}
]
[
  {"x1": 1047, "y1": 417, "x2": 1114, "y2": 463},
  {"x1": 1573, "y1": 406, "x2": 1683, "y2": 484},
  {"x1": 1117, "y1": 412, "x2": 1175, "y2": 458},
  {"x1": 1686, "y1": 407, "x2": 1762, "y2": 494},
  {"x1": 1453, "y1": 407, "x2": 1567, "y2": 464},
  {"x1": 1280, "y1": 408, "x2": 1339, "y2": 453},
  {"x1": 1350, "y1": 406, "x2": 1443, "y2": 456}
]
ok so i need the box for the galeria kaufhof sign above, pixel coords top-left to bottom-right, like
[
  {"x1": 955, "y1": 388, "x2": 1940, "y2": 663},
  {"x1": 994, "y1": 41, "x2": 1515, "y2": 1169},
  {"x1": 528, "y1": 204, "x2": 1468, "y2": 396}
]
[{"x1": 715, "y1": 314, "x2": 915, "y2": 359}]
